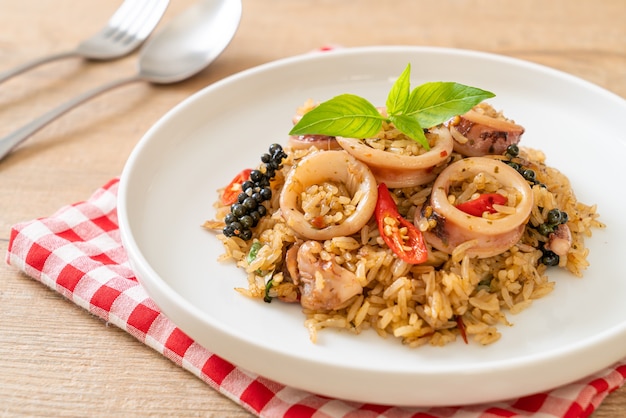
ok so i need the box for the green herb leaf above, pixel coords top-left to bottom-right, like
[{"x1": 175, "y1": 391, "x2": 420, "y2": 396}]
[
  {"x1": 288, "y1": 94, "x2": 384, "y2": 139},
  {"x1": 246, "y1": 241, "x2": 262, "y2": 264},
  {"x1": 386, "y1": 64, "x2": 411, "y2": 115},
  {"x1": 288, "y1": 65, "x2": 496, "y2": 150},
  {"x1": 263, "y1": 278, "x2": 274, "y2": 303},
  {"x1": 405, "y1": 81, "x2": 495, "y2": 128},
  {"x1": 388, "y1": 114, "x2": 428, "y2": 149}
]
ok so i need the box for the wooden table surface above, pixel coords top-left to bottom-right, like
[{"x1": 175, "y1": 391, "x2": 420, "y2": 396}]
[{"x1": 1, "y1": 0, "x2": 625, "y2": 416}]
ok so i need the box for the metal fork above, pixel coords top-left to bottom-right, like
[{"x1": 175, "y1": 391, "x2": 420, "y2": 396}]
[{"x1": 0, "y1": 0, "x2": 170, "y2": 85}]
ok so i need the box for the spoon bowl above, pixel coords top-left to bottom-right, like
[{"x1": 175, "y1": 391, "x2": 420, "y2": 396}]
[
  {"x1": 139, "y1": 0, "x2": 242, "y2": 84},
  {"x1": 0, "y1": 0, "x2": 243, "y2": 161}
]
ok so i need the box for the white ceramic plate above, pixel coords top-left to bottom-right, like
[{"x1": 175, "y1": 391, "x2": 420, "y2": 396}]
[{"x1": 118, "y1": 46, "x2": 626, "y2": 407}]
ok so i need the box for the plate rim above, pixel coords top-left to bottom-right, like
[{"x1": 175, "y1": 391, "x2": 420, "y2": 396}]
[{"x1": 118, "y1": 45, "x2": 626, "y2": 406}]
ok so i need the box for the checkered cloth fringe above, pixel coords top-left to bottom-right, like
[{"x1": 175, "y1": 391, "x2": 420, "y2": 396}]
[{"x1": 6, "y1": 178, "x2": 626, "y2": 417}]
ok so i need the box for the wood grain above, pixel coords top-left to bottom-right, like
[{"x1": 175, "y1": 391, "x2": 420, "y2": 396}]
[{"x1": 1, "y1": 0, "x2": 624, "y2": 416}]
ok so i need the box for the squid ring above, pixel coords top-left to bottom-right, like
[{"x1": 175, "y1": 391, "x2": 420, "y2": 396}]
[
  {"x1": 279, "y1": 150, "x2": 378, "y2": 240},
  {"x1": 336, "y1": 126, "x2": 453, "y2": 188},
  {"x1": 417, "y1": 157, "x2": 533, "y2": 258}
]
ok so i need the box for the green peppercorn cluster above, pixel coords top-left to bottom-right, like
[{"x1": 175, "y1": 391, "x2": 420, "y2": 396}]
[
  {"x1": 538, "y1": 208, "x2": 569, "y2": 266},
  {"x1": 502, "y1": 144, "x2": 569, "y2": 267},
  {"x1": 223, "y1": 144, "x2": 287, "y2": 240},
  {"x1": 502, "y1": 144, "x2": 544, "y2": 187}
]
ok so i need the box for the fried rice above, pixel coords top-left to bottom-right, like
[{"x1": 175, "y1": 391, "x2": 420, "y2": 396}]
[{"x1": 206, "y1": 107, "x2": 604, "y2": 348}]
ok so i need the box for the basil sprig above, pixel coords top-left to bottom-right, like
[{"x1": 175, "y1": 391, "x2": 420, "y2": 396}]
[{"x1": 289, "y1": 64, "x2": 495, "y2": 150}]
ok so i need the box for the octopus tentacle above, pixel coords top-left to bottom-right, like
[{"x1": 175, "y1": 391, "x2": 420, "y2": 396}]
[{"x1": 448, "y1": 104, "x2": 525, "y2": 157}]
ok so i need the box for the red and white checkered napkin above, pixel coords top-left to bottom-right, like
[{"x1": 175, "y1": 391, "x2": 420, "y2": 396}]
[{"x1": 6, "y1": 178, "x2": 626, "y2": 417}]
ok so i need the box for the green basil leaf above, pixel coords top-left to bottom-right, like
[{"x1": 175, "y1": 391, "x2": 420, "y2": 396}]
[
  {"x1": 386, "y1": 63, "x2": 411, "y2": 115},
  {"x1": 289, "y1": 94, "x2": 384, "y2": 139},
  {"x1": 287, "y1": 66, "x2": 496, "y2": 148},
  {"x1": 405, "y1": 82, "x2": 495, "y2": 128},
  {"x1": 246, "y1": 241, "x2": 262, "y2": 264},
  {"x1": 388, "y1": 114, "x2": 429, "y2": 149}
]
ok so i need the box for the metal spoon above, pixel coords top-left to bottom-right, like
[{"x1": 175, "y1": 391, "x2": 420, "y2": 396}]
[{"x1": 0, "y1": 0, "x2": 242, "y2": 161}]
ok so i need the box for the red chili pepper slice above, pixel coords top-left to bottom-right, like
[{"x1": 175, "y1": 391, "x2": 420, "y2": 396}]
[
  {"x1": 455, "y1": 193, "x2": 507, "y2": 217},
  {"x1": 221, "y1": 168, "x2": 252, "y2": 206},
  {"x1": 310, "y1": 216, "x2": 326, "y2": 230},
  {"x1": 375, "y1": 183, "x2": 428, "y2": 264}
]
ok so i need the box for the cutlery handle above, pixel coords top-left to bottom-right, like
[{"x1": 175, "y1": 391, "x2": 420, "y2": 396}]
[
  {"x1": 0, "y1": 75, "x2": 141, "y2": 161},
  {"x1": 0, "y1": 51, "x2": 78, "y2": 84}
]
